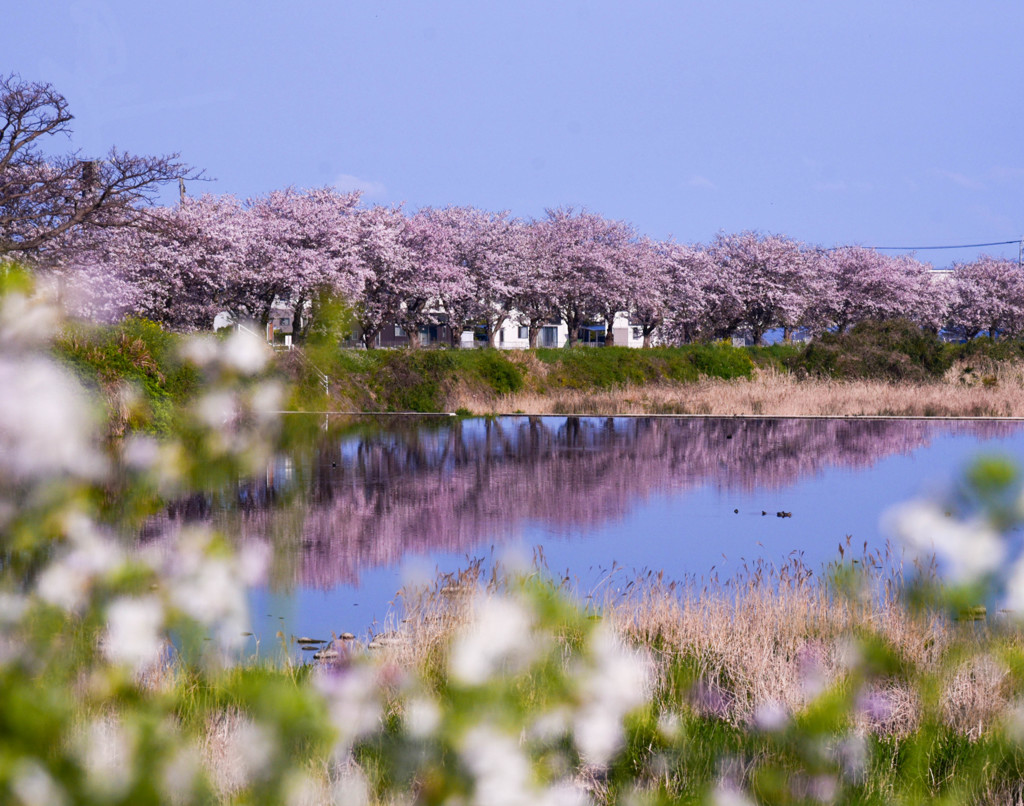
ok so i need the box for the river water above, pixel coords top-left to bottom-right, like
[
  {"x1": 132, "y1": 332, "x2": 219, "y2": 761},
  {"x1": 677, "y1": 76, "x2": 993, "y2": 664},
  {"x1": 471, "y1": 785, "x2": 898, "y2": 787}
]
[{"x1": 153, "y1": 415, "x2": 1024, "y2": 646}]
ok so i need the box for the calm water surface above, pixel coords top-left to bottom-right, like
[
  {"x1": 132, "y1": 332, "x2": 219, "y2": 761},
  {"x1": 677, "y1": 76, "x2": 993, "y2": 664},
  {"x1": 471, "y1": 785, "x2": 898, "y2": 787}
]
[{"x1": 156, "y1": 416, "x2": 1024, "y2": 645}]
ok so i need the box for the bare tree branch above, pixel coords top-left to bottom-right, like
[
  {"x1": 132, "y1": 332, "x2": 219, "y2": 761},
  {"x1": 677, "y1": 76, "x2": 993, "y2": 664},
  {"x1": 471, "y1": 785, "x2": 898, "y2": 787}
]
[{"x1": 0, "y1": 74, "x2": 203, "y2": 258}]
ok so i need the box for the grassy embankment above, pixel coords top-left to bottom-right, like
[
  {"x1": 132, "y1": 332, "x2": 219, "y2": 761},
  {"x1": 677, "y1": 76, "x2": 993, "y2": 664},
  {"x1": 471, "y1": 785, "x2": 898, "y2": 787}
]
[
  {"x1": 290, "y1": 320, "x2": 1024, "y2": 417},
  {"x1": 52, "y1": 317, "x2": 1024, "y2": 423}
]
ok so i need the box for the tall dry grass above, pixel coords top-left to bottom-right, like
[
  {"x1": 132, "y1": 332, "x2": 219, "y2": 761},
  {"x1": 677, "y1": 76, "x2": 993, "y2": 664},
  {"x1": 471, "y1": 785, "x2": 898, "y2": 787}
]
[
  {"x1": 450, "y1": 362, "x2": 1024, "y2": 418},
  {"x1": 369, "y1": 552, "x2": 1022, "y2": 740}
]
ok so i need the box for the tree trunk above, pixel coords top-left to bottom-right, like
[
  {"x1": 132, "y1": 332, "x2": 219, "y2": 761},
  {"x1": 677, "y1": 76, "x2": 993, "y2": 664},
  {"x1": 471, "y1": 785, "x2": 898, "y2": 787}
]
[
  {"x1": 487, "y1": 315, "x2": 507, "y2": 349},
  {"x1": 407, "y1": 328, "x2": 422, "y2": 349},
  {"x1": 564, "y1": 313, "x2": 580, "y2": 347},
  {"x1": 528, "y1": 323, "x2": 541, "y2": 349},
  {"x1": 604, "y1": 317, "x2": 616, "y2": 347},
  {"x1": 362, "y1": 327, "x2": 380, "y2": 349}
]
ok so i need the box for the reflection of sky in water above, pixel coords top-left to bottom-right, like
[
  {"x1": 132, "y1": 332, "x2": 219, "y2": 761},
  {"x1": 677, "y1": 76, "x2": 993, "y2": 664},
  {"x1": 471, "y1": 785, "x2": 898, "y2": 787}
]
[{"x1": 239, "y1": 417, "x2": 1024, "y2": 646}]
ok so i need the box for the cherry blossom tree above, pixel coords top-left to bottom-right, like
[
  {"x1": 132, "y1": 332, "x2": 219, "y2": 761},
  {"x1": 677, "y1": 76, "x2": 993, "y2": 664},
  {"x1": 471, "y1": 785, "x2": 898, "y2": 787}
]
[
  {"x1": 658, "y1": 243, "x2": 714, "y2": 344},
  {"x1": 249, "y1": 187, "x2": 361, "y2": 340},
  {"x1": 53, "y1": 197, "x2": 234, "y2": 330},
  {"x1": 948, "y1": 256, "x2": 1024, "y2": 340},
  {"x1": 534, "y1": 208, "x2": 636, "y2": 347},
  {"x1": 511, "y1": 220, "x2": 561, "y2": 349},
  {"x1": 624, "y1": 238, "x2": 672, "y2": 348},
  {"x1": 708, "y1": 231, "x2": 816, "y2": 344},
  {"x1": 421, "y1": 207, "x2": 532, "y2": 348},
  {"x1": 813, "y1": 247, "x2": 935, "y2": 333}
]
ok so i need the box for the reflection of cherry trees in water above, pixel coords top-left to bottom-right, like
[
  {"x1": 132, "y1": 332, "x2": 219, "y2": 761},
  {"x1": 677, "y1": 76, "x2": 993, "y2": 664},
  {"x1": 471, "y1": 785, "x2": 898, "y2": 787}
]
[{"x1": 156, "y1": 417, "x2": 1023, "y2": 589}]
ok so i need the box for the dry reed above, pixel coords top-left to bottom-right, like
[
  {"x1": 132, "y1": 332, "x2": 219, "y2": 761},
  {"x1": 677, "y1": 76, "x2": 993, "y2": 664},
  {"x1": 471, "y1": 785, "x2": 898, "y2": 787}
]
[
  {"x1": 368, "y1": 552, "x2": 1023, "y2": 740},
  {"x1": 450, "y1": 362, "x2": 1024, "y2": 418}
]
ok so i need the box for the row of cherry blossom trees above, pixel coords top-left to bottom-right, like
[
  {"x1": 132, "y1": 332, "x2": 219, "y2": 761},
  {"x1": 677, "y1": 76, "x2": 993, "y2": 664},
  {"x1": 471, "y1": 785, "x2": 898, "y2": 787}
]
[{"x1": 50, "y1": 189, "x2": 1024, "y2": 346}]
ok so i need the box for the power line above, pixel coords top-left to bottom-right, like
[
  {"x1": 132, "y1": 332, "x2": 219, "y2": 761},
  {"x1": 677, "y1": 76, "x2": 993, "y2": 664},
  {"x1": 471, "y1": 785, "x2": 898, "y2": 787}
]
[{"x1": 829, "y1": 239, "x2": 1021, "y2": 251}]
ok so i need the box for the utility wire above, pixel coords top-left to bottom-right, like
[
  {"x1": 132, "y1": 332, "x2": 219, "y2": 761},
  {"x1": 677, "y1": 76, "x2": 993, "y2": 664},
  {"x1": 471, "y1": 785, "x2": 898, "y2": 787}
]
[{"x1": 827, "y1": 239, "x2": 1021, "y2": 251}]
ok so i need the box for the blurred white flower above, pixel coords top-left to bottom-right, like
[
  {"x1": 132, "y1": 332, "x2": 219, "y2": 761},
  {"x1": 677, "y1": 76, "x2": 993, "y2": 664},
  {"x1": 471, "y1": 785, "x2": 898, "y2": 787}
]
[
  {"x1": 572, "y1": 624, "x2": 652, "y2": 766},
  {"x1": 283, "y1": 770, "x2": 328, "y2": 806},
  {"x1": 404, "y1": 695, "x2": 441, "y2": 739},
  {"x1": 316, "y1": 664, "x2": 382, "y2": 753},
  {"x1": 223, "y1": 330, "x2": 270, "y2": 375},
  {"x1": 530, "y1": 707, "x2": 571, "y2": 743},
  {"x1": 0, "y1": 291, "x2": 60, "y2": 347},
  {"x1": 160, "y1": 744, "x2": 202, "y2": 806},
  {"x1": 122, "y1": 435, "x2": 183, "y2": 491},
  {"x1": 248, "y1": 382, "x2": 283, "y2": 420},
  {"x1": 1002, "y1": 557, "x2": 1024, "y2": 616},
  {"x1": 104, "y1": 596, "x2": 165, "y2": 672},
  {"x1": 237, "y1": 541, "x2": 271, "y2": 587},
  {"x1": 0, "y1": 592, "x2": 27, "y2": 623},
  {"x1": 0, "y1": 356, "x2": 105, "y2": 483},
  {"x1": 882, "y1": 500, "x2": 1005, "y2": 583},
  {"x1": 330, "y1": 765, "x2": 370, "y2": 806},
  {"x1": 460, "y1": 725, "x2": 533, "y2": 806},
  {"x1": 36, "y1": 520, "x2": 123, "y2": 612},
  {"x1": 178, "y1": 336, "x2": 220, "y2": 368},
  {"x1": 170, "y1": 556, "x2": 249, "y2": 649},
  {"x1": 711, "y1": 783, "x2": 757, "y2": 806},
  {"x1": 11, "y1": 759, "x2": 67, "y2": 806},
  {"x1": 754, "y1": 700, "x2": 789, "y2": 732},
  {"x1": 197, "y1": 390, "x2": 237, "y2": 429},
  {"x1": 217, "y1": 719, "x2": 277, "y2": 791},
  {"x1": 449, "y1": 594, "x2": 537, "y2": 685},
  {"x1": 76, "y1": 717, "x2": 136, "y2": 799}
]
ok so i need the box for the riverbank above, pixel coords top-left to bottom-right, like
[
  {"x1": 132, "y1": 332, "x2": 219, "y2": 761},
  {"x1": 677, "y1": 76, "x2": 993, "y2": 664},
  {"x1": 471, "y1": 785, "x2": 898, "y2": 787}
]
[
  {"x1": 453, "y1": 365, "x2": 1024, "y2": 418},
  {"x1": 163, "y1": 556, "x2": 1024, "y2": 804},
  {"x1": 52, "y1": 316, "x2": 1024, "y2": 431}
]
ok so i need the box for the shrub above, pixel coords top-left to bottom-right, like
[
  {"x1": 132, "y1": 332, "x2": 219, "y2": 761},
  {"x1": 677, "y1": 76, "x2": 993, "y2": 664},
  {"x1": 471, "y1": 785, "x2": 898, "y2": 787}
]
[{"x1": 791, "y1": 319, "x2": 954, "y2": 382}]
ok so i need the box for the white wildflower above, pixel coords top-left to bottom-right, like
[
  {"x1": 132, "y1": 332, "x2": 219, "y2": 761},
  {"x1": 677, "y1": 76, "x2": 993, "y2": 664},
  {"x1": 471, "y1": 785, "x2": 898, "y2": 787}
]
[
  {"x1": 404, "y1": 695, "x2": 441, "y2": 739},
  {"x1": 283, "y1": 770, "x2": 328, "y2": 806},
  {"x1": 882, "y1": 500, "x2": 1005, "y2": 583},
  {"x1": 104, "y1": 596, "x2": 165, "y2": 672},
  {"x1": 535, "y1": 780, "x2": 591, "y2": 806},
  {"x1": 160, "y1": 744, "x2": 202, "y2": 806},
  {"x1": 710, "y1": 782, "x2": 757, "y2": 806},
  {"x1": 0, "y1": 592, "x2": 27, "y2": 623},
  {"x1": 197, "y1": 390, "x2": 237, "y2": 429},
  {"x1": 460, "y1": 724, "x2": 533, "y2": 806},
  {"x1": 11, "y1": 759, "x2": 67, "y2": 806},
  {"x1": 178, "y1": 336, "x2": 220, "y2": 368},
  {"x1": 36, "y1": 522, "x2": 123, "y2": 612},
  {"x1": 530, "y1": 707, "x2": 571, "y2": 743},
  {"x1": 330, "y1": 765, "x2": 370, "y2": 806},
  {"x1": 449, "y1": 594, "x2": 537, "y2": 685},
  {"x1": 315, "y1": 664, "x2": 382, "y2": 753},
  {"x1": 0, "y1": 290, "x2": 60, "y2": 347},
  {"x1": 572, "y1": 624, "x2": 652, "y2": 766},
  {"x1": 237, "y1": 541, "x2": 271, "y2": 586},
  {"x1": 217, "y1": 719, "x2": 277, "y2": 791},
  {"x1": 0, "y1": 355, "x2": 105, "y2": 483},
  {"x1": 170, "y1": 556, "x2": 249, "y2": 649},
  {"x1": 1002, "y1": 557, "x2": 1024, "y2": 616},
  {"x1": 248, "y1": 381, "x2": 283, "y2": 419},
  {"x1": 76, "y1": 717, "x2": 135, "y2": 799},
  {"x1": 36, "y1": 560, "x2": 91, "y2": 612},
  {"x1": 754, "y1": 700, "x2": 789, "y2": 732},
  {"x1": 223, "y1": 329, "x2": 270, "y2": 375}
]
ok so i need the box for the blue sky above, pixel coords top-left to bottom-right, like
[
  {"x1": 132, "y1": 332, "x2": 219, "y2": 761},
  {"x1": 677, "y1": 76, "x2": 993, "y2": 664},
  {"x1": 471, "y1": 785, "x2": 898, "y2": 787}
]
[{"x1": 6, "y1": 1, "x2": 1024, "y2": 266}]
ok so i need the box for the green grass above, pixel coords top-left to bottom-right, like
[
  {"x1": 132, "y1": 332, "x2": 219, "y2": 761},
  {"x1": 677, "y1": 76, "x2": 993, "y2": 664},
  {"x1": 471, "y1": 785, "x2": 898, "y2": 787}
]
[
  {"x1": 54, "y1": 317, "x2": 201, "y2": 434},
  {"x1": 288, "y1": 343, "x2": 760, "y2": 412},
  {"x1": 534, "y1": 344, "x2": 754, "y2": 389}
]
